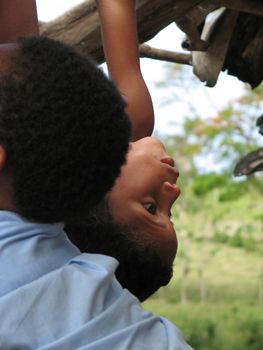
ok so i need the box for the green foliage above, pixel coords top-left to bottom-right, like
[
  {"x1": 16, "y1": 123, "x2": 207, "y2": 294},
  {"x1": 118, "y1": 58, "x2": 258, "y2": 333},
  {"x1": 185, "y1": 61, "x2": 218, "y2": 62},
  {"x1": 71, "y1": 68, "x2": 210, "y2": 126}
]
[
  {"x1": 180, "y1": 87, "x2": 263, "y2": 172},
  {"x1": 182, "y1": 318, "x2": 217, "y2": 349},
  {"x1": 144, "y1": 301, "x2": 263, "y2": 350},
  {"x1": 191, "y1": 173, "x2": 228, "y2": 196},
  {"x1": 213, "y1": 231, "x2": 229, "y2": 243},
  {"x1": 152, "y1": 67, "x2": 263, "y2": 350},
  {"x1": 228, "y1": 231, "x2": 244, "y2": 248},
  {"x1": 159, "y1": 63, "x2": 263, "y2": 175},
  {"x1": 212, "y1": 230, "x2": 260, "y2": 252},
  {"x1": 239, "y1": 319, "x2": 263, "y2": 350},
  {"x1": 219, "y1": 181, "x2": 248, "y2": 202},
  {"x1": 144, "y1": 174, "x2": 263, "y2": 349},
  {"x1": 182, "y1": 171, "x2": 261, "y2": 217},
  {"x1": 243, "y1": 237, "x2": 259, "y2": 252}
]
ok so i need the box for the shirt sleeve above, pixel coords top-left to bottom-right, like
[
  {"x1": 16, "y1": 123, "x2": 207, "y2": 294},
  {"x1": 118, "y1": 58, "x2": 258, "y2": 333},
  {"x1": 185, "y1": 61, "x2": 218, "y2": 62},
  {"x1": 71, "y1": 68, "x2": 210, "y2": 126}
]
[{"x1": 0, "y1": 253, "x2": 192, "y2": 350}]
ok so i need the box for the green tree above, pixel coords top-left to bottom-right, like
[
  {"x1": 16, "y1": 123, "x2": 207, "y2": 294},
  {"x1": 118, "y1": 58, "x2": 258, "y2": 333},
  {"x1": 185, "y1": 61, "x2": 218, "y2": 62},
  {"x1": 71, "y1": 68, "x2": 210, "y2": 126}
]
[{"x1": 155, "y1": 63, "x2": 263, "y2": 176}]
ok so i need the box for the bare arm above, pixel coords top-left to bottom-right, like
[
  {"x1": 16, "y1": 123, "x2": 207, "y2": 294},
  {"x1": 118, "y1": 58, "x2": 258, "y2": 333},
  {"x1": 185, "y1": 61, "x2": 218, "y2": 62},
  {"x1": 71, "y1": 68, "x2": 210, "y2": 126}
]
[
  {"x1": 0, "y1": 0, "x2": 39, "y2": 43},
  {"x1": 0, "y1": 0, "x2": 39, "y2": 74},
  {"x1": 96, "y1": 0, "x2": 154, "y2": 141}
]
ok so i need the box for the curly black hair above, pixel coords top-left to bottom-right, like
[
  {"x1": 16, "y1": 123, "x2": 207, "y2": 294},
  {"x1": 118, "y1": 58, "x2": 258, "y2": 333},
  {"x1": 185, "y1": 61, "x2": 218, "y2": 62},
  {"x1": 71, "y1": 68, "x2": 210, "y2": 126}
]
[
  {"x1": 65, "y1": 202, "x2": 173, "y2": 302},
  {"x1": 0, "y1": 36, "x2": 130, "y2": 223}
]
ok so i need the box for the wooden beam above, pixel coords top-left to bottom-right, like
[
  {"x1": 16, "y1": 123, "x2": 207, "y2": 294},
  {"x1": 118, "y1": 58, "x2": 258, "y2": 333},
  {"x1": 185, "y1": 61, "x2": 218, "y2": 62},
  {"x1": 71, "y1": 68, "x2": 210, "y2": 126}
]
[
  {"x1": 192, "y1": 9, "x2": 238, "y2": 87},
  {"x1": 139, "y1": 44, "x2": 192, "y2": 65},
  {"x1": 40, "y1": 1, "x2": 101, "y2": 60},
  {"x1": 40, "y1": 0, "x2": 204, "y2": 63},
  {"x1": 220, "y1": 0, "x2": 263, "y2": 16},
  {"x1": 38, "y1": 0, "x2": 263, "y2": 86}
]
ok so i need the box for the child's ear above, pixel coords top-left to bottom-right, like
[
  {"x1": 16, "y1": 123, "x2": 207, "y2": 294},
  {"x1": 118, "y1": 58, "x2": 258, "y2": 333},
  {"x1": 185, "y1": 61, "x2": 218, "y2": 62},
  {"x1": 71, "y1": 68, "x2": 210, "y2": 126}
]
[{"x1": 0, "y1": 145, "x2": 7, "y2": 170}]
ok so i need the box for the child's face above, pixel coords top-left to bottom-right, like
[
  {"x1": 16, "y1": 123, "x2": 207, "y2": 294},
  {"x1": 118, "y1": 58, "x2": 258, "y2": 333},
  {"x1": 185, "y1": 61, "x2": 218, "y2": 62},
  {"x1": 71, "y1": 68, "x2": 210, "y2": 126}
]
[{"x1": 108, "y1": 137, "x2": 180, "y2": 265}]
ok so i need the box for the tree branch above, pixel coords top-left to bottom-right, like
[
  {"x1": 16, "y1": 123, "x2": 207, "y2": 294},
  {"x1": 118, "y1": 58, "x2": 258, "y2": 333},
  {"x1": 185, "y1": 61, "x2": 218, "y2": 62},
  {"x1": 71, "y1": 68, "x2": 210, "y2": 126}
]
[
  {"x1": 139, "y1": 44, "x2": 192, "y2": 65},
  {"x1": 40, "y1": 0, "x2": 203, "y2": 63},
  {"x1": 219, "y1": 0, "x2": 263, "y2": 16}
]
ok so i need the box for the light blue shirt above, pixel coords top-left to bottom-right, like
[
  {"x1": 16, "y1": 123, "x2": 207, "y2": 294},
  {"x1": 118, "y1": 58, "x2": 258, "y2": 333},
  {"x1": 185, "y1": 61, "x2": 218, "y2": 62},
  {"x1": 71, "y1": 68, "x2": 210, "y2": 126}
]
[{"x1": 0, "y1": 211, "x2": 192, "y2": 349}]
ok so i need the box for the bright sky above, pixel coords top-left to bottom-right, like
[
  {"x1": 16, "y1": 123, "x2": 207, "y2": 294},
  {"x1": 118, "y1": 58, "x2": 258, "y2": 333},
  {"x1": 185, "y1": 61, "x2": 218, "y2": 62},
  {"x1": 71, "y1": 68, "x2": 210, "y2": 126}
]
[
  {"x1": 36, "y1": 0, "x2": 246, "y2": 137},
  {"x1": 36, "y1": 0, "x2": 84, "y2": 21}
]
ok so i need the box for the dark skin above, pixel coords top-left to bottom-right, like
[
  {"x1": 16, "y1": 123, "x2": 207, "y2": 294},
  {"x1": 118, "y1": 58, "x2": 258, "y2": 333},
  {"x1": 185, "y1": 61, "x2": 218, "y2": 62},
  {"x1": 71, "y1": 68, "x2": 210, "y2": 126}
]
[
  {"x1": 96, "y1": 0, "x2": 154, "y2": 141},
  {"x1": 0, "y1": 1, "x2": 38, "y2": 70},
  {"x1": 0, "y1": 0, "x2": 38, "y2": 213},
  {"x1": 0, "y1": 0, "x2": 39, "y2": 43},
  {"x1": 2, "y1": 1, "x2": 171, "y2": 301},
  {"x1": 0, "y1": 0, "x2": 153, "y2": 173},
  {"x1": 94, "y1": 1, "x2": 177, "y2": 299},
  {"x1": 0, "y1": 44, "x2": 18, "y2": 213}
]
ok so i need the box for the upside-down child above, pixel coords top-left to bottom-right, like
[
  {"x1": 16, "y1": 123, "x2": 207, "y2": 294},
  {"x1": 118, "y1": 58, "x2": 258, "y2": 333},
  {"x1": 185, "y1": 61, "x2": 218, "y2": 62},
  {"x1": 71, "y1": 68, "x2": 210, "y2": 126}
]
[
  {"x1": 0, "y1": 1, "x2": 192, "y2": 348},
  {"x1": 66, "y1": 4, "x2": 191, "y2": 348},
  {"x1": 66, "y1": 0, "x2": 183, "y2": 303}
]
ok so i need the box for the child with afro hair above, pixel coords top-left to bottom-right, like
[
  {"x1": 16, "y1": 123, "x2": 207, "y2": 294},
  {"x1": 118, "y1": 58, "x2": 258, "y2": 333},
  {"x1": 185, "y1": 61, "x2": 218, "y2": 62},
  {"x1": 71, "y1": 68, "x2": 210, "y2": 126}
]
[
  {"x1": 0, "y1": 0, "x2": 130, "y2": 314},
  {"x1": 0, "y1": 2, "x2": 191, "y2": 349},
  {"x1": 0, "y1": 36, "x2": 130, "y2": 223},
  {"x1": 66, "y1": 3, "x2": 191, "y2": 349},
  {"x1": 66, "y1": 0, "x2": 181, "y2": 302}
]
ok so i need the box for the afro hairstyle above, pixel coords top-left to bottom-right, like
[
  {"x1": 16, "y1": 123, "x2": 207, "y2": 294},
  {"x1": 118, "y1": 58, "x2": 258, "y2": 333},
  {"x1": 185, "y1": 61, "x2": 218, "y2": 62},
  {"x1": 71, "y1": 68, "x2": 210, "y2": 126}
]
[{"x1": 0, "y1": 36, "x2": 130, "y2": 223}]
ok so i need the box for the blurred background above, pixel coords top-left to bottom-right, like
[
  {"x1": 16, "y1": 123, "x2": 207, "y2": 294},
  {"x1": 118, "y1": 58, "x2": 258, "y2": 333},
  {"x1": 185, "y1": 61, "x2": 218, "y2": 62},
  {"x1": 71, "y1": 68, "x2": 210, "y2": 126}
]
[{"x1": 142, "y1": 25, "x2": 263, "y2": 350}]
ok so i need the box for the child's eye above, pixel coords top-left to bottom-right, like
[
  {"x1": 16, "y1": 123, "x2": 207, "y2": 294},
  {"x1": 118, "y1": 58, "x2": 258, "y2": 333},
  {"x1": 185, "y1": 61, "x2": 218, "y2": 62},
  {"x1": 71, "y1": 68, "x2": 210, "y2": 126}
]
[{"x1": 143, "y1": 203, "x2": 157, "y2": 215}]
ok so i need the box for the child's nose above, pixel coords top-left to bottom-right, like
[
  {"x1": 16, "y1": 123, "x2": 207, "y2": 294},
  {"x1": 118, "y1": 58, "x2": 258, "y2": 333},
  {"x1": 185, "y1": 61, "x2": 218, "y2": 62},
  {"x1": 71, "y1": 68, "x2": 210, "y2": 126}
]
[{"x1": 163, "y1": 181, "x2": 181, "y2": 204}]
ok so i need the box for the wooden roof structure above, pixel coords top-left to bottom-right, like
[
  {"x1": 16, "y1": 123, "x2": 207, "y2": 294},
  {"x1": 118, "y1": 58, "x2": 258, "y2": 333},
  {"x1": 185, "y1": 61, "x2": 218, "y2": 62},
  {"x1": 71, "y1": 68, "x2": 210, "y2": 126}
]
[{"x1": 40, "y1": 0, "x2": 263, "y2": 175}]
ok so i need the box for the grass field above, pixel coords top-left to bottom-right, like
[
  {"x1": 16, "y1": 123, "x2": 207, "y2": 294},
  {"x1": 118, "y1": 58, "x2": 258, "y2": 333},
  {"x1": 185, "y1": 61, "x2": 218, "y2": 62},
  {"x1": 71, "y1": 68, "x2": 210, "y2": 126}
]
[
  {"x1": 143, "y1": 184, "x2": 263, "y2": 349},
  {"x1": 144, "y1": 300, "x2": 263, "y2": 350}
]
